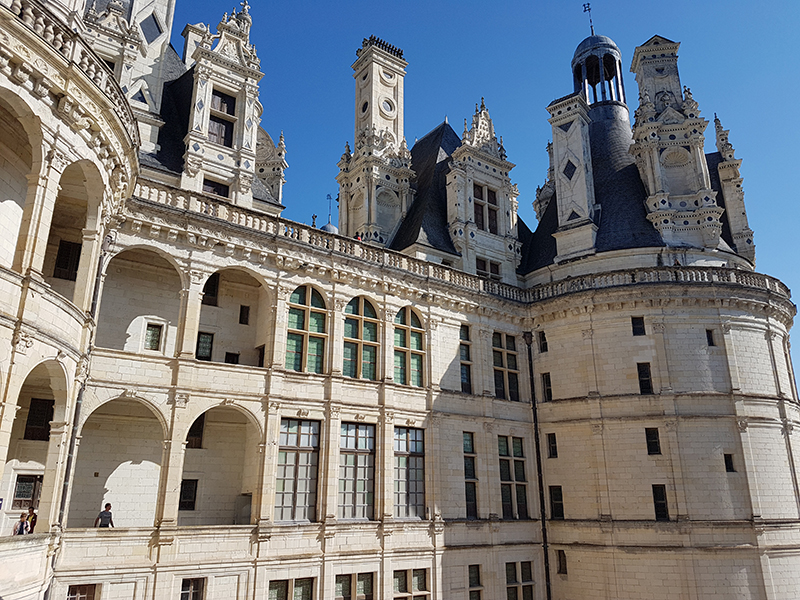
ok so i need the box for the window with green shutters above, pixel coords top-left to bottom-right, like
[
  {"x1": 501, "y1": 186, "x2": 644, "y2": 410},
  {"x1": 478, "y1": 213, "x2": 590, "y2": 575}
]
[
  {"x1": 394, "y1": 307, "x2": 424, "y2": 386},
  {"x1": 343, "y1": 297, "x2": 379, "y2": 380},
  {"x1": 286, "y1": 285, "x2": 327, "y2": 373}
]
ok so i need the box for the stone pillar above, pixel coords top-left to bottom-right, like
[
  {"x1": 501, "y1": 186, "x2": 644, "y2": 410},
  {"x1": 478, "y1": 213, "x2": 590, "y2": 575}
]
[
  {"x1": 13, "y1": 150, "x2": 67, "y2": 277},
  {"x1": 176, "y1": 273, "x2": 205, "y2": 358},
  {"x1": 478, "y1": 328, "x2": 495, "y2": 398},
  {"x1": 36, "y1": 419, "x2": 70, "y2": 532},
  {"x1": 71, "y1": 227, "x2": 102, "y2": 312},
  {"x1": 721, "y1": 322, "x2": 742, "y2": 393},
  {"x1": 652, "y1": 321, "x2": 672, "y2": 392},
  {"x1": 321, "y1": 404, "x2": 341, "y2": 523},
  {"x1": 737, "y1": 418, "x2": 763, "y2": 519},
  {"x1": 256, "y1": 400, "x2": 281, "y2": 525},
  {"x1": 155, "y1": 434, "x2": 187, "y2": 528},
  {"x1": 378, "y1": 409, "x2": 394, "y2": 521}
]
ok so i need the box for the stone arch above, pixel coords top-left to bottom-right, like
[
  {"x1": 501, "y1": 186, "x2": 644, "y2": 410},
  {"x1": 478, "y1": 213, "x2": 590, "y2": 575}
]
[
  {"x1": 178, "y1": 404, "x2": 261, "y2": 525},
  {"x1": 68, "y1": 396, "x2": 167, "y2": 528},
  {"x1": 0, "y1": 89, "x2": 41, "y2": 270},
  {"x1": 197, "y1": 267, "x2": 272, "y2": 366},
  {"x1": 661, "y1": 147, "x2": 694, "y2": 196},
  {"x1": 96, "y1": 247, "x2": 184, "y2": 355},
  {"x1": 375, "y1": 187, "x2": 399, "y2": 235},
  {"x1": 1, "y1": 359, "x2": 70, "y2": 533}
]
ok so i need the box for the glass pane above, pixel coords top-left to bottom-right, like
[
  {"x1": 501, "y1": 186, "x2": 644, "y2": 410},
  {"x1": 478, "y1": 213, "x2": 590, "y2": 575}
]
[
  {"x1": 522, "y1": 586, "x2": 533, "y2": 600},
  {"x1": 344, "y1": 318, "x2": 359, "y2": 339},
  {"x1": 394, "y1": 308, "x2": 406, "y2": 325},
  {"x1": 410, "y1": 311, "x2": 422, "y2": 329},
  {"x1": 145, "y1": 324, "x2": 161, "y2": 350},
  {"x1": 469, "y1": 565, "x2": 481, "y2": 587},
  {"x1": 363, "y1": 299, "x2": 377, "y2": 319},
  {"x1": 460, "y1": 344, "x2": 471, "y2": 361},
  {"x1": 357, "y1": 573, "x2": 373, "y2": 595},
  {"x1": 394, "y1": 571, "x2": 407, "y2": 593},
  {"x1": 498, "y1": 436, "x2": 509, "y2": 456},
  {"x1": 288, "y1": 307, "x2": 305, "y2": 330},
  {"x1": 493, "y1": 350, "x2": 504, "y2": 368},
  {"x1": 494, "y1": 370, "x2": 506, "y2": 399},
  {"x1": 294, "y1": 578, "x2": 313, "y2": 600},
  {"x1": 506, "y1": 562, "x2": 517, "y2": 584},
  {"x1": 492, "y1": 332, "x2": 502, "y2": 348},
  {"x1": 460, "y1": 324, "x2": 470, "y2": 341},
  {"x1": 345, "y1": 297, "x2": 359, "y2": 314},
  {"x1": 506, "y1": 336, "x2": 516, "y2": 351},
  {"x1": 394, "y1": 350, "x2": 407, "y2": 385},
  {"x1": 516, "y1": 485, "x2": 529, "y2": 519},
  {"x1": 410, "y1": 331, "x2": 423, "y2": 350},
  {"x1": 508, "y1": 373, "x2": 520, "y2": 402},
  {"x1": 394, "y1": 328, "x2": 407, "y2": 348},
  {"x1": 499, "y1": 459, "x2": 512, "y2": 481},
  {"x1": 336, "y1": 575, "x2": 350, "y2": 599},
  {"x1": 521, "y1": 562, "x2": 532, "y2": 581},
  {"x1": 412, "y1": 569, "x2": 426, "y2": 591},
  {"x1": 410, "y1": 353, "x2": 423, "y2": 387},
  {"x1": 290, "y1": 286, "x2": 306, "y2": 306},
  {"x1": 512, "y1": 438, "x2": 524, "y2": 458},
  {"x1": 362, "y1": 345, "x2": 377, "y2": 380},
  {"x1": 285, "y1": 333, "x2": 303, "y2": 371},
  {"x1": 307, "y1": 337, "x2": 324, "y2": 374},
  {"x1": 507, "y1": 354, "x2": 518, "y2": 371},
  {"x1": 310, "y1": 289, "x2": 325, "y2": 308},
  {"x1": 343, "y1": 342, "x2": 357, "y2": 378},
  {"x1": 309, "y1": 311, "x2": 326, "y2": 333},
  {"x1": 269, "y1": 581, "x2": 288, "y2": 600},
  {"x1": 507, "y1": 588, "x2": 519, "y2": 600},
  {"x1": 363, "y1": 321, "x2": 378, "y2": 342},
  {"x1": 463, "y1": 432, "x2": 474, "y2": 454},
  {"x1": 514, "y1": 460, "x2": 526, "y2": 481},
  {"x1": 464, "y1": 456, "x2": 476, "y2": 479}
]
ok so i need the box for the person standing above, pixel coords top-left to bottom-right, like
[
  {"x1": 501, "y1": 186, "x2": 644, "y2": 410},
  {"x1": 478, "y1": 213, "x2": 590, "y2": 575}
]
[
  {"x1": 12, "y1": 513, "x2": 29, "y2": 535},
  {"x1": 26, "y1": 507, "x2": 37, "y2": 533},
  {"x1": 94, "y1": 503, "x2": 114, "y2": 528}
]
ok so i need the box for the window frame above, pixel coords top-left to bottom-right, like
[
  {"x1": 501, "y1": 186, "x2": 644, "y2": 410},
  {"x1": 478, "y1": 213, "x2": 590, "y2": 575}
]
[
  {"x1": 631, "y1": 316, "x2": 646, "y2": 336},
  {"x1": 463, "y1": 431, "x2": 478, "y2": 519},
  {"x1": 392, "y1": 568, "x2": 429, "y2": 599},
  {"x1": 23, "y1": 398, "x2": 54, "y2": 441},
  {"x1": 339, "y1": 422, "x2": 376, "y2": 520},
  {"x1": 498, "y1": 435, "x2": 528, "y2": 520},
  {"x1": 275, "y1": 419, "x2": 320, "y2": 522},
  {"x1": 67, "y1": 585, "x2": 97, "y2": 600},
  {"x1": 196, "y1": 331, "x2": 214, "y2": 361},
  {"x1": 459, "y1": 325, "x2": 473, "y2": 394},
  {"x1": 239, "y1": 305, "x2": 250, "y2": 325},
  {"x1": 202, "y1": 178, "x2": 230, "y2": 199},
  {"x1": 505, "y1": 561, "x2": 534, "y2": 600},
  {"x1": 53, "y1": 239, "x2": 82, "y2": 281},
  {"x1": 493, "y1": 332, "x2": 520, "y2": 402},
  {"x1": 468, "y1": 564, "x2": 483, "y2": 600},
  {"x1": 541, "y1": 372, "x2": 553, "y2": 402},
  {"x1": 394, "y1": 427, "x2": 425, "y2": 519},
  {"x1": 144, "y1": 321, "x2": 164, "y2": 352},
  {"x1": 179, "y1": 478, "x2": 199, "y2": 511},
  {"x1": 645, "y1": 428, "x2": 661, "y2": 455},
  {"x1": 12, "y1": 473, "x2": 43, "y2": 510},
  {"x1": 286, "y1": 285, "x2": 328, "y2": 375},
  {"x1": 537, "y1": 331, "x2": 548, "y2": 353},
  {"x1": 343, "y1": 297, "x2": 380, "y2": 381},
  {"x1": 208, "y1": 88, "x2": 237, "y2": 148},
  {"x1": 268, "y1": 577, "x2": 314, "y2": 600},
  {"x1": 393, "y1": 307, "x2": 425, "y2": 387},
  {"x1": 724, "y1": 453, "x2": 736, "y2": 473},
  {"x1": 472, "y1": 183, "x2": 500, "y2": 235},
  {"x1": 546, "y1": 432, "x2": 558, "y2": 459},
  {"x1": 652, "y1": 484, "x2": 669, "y2": 521},
  {"x1": 637, "y1": 362, "x2": 654, "y2": 395},
  {"x1": 335, "y1": 572, "x2": 375, "y2": 600},
  {"x1": 549, "y1": 485, "x2": 564, "y2": 520}
]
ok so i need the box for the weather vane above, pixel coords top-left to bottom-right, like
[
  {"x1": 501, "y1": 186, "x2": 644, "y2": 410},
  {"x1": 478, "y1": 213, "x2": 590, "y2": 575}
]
[{"x1": 583, "y1": 3, "x2": 595, "y2": 35}]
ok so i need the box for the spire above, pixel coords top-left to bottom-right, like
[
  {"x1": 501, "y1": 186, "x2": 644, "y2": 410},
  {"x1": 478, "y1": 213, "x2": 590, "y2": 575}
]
[
  {"x1": 463, "y1": 98, "x2": 502, "y2": 158},
  {"x1": 714, "y1": 114, "x2": 736, "y2": 161},
  {"x1": 583, "y1": 3, "x2": 595, "y2": 36}
]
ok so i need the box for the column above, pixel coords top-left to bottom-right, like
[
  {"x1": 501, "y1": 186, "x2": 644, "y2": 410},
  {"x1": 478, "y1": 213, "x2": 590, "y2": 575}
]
[
  {"x1": 176, "y1": 274, "x2": 205, "y2": 358},
  {"x1": 256, "y1": 400, "x2": 281, "y2": 526},
  {"x1": 155, "y1": 429, "x2": 187, "y2": 528},
  {"x1": 721, "y1": 322, "x2": 742, "y2": 393},
  {"x1": 321, "y1": 404, "x2": 342, "y2": 524},
  {"x1": 71, "y1": 227, "x2": 101, "y2": 312},
  {"x1": 478, "y1": 328, "x2": 495, "y2": 399},
  {"x1": 13, "y1": 151, "x2": 67, "y2": 277},
  {"x1": 36, "y1": 419, "x2": 70, "y2": 532},
  {"x1": 651, "y1": 321, "x2": 673, "y2": 393}
]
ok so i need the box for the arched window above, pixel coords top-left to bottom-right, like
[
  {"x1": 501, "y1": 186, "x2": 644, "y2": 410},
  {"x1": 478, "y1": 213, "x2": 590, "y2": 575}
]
[
  {"x1": 394, "y1": 307, "x2": 424, "y2": 386},
  {"x1": 286, "y1": 285, "x2": 327, "y2": 374},
  {"x1": 343, "y1": 297, "x2": 379, "y2": 380}
]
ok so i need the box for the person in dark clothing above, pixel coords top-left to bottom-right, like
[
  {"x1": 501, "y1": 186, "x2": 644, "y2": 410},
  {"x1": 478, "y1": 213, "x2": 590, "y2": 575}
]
[{"x1": 94, "y1": 503, "x2": 114, "y2": 528}]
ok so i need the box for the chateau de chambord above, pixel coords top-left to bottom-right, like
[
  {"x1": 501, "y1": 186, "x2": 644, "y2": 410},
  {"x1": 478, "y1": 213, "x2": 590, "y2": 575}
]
[{"x1": 0, "y1": 0, "x2": 798, "y2": 598}]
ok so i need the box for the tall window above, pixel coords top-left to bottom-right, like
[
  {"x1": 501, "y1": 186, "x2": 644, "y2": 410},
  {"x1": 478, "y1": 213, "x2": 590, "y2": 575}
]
[
  {"x1": 637, "y1": 362, "x2": 653, "y2": 394},
  {"x1": 493, "y1": 333, "x2": 520, "y2": 401},
  {"x1": 460, "y1": 325, "x2": 473, "y2": 394},
  {"x1": 23, "y1": 398, "x2": 54, "y2": 441},
  {"x1": 541, "y1": 372, "x2": 553, "y2": 402},
  {"x1": 196, "y1": 332, "x2": 214, "y2": 361},
  {"x1": 336, "y1": 573, "x2": 374, "y2": 600},
  {"x1": 468, "y1": 565, "x2": 483, "y2": 600},
  {"x1": 144, "y1": 323, "x2": 163, "y2": 351},
  {"x1": 269, "y1": 578, "x2": 314, "y2": 600},
  {"x1": 556, "y1": 550, "x2": 568, "y2": 575},
  {"x1": 505, "y1": 562, "x2": 533, "y2": 600},
  {"x1": 67, "y1": 586, "x2": 97, "y2": 600},
  {"x1": 179, "y1": 479, "x2": 198, "y2": 511},
  {"x1": 498, "y1": 436, "x2": 528, "y2": 519},
  {"x1": 473, "y1": 184, "x2": 499, "y2": 235},
  {"x1": 209, "y1": 89, "x2": 236, "y2": 147},
  {"x1": 286, "y1": 286, "x2": 327, "y2": 374},
  {"x1": 339, "y1": 423, "x2": 375, "y2": 520},
  {"x1": 631, "y1": 316, "x2": 646, "y2": 336},
  {"x1": 652, "y1": 484, "x2": 669, "y2": 521},
  {"x1": 276, "y1": 419, "x2": 319, "y2": 522},
  {"x1": 181, "y1": 579, "x2": 205, "y2": 600},
  {"x1": 394, "y1": 307, "x2": 424, "y2": 387},
  {"x1": 202, "y1": 272, "x2": 219, "y2": 306},
  {"x1": 343, "y1": 297, "x2": 379, "y2": 380},
  {"x1": 537, "y1": 331, "x2": 549, "y2": 353},
  {"x1": 549, "y1": 485, "x2": 564, "y2": 520},
  {"x1": 393, "y1": 569, "x2": 429, "y2": 599},
  {"x1": 645, "y1": 428, "x2": 661, "y2": 455},
  {"x1": 394, "y1": 427, "x2": 425, "y2": 518},
  {"x1": 53, "y1": 239, "x2": 81, "y2": 281},
  {"x1": 547, "y1": 433, "x2": 558, "y2": 459},
  {"x1": 463, "y1": 432, "x2": 478, "y2": 519}
]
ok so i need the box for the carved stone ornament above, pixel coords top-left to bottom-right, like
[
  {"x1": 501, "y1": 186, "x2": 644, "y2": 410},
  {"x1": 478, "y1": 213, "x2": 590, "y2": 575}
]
[
  {"x1": 13, "y1": 330, "x2": 33, "y2": 355},
  {"x1": 737, "y1": 418, "x2": 748, "y2": 433},
  {"x1": 297, "y1": 409, "x2": 310, "y2": 418}
]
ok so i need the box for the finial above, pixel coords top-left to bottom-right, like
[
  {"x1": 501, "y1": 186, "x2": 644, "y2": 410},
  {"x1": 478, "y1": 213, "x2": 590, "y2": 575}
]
[
  {"x1": 444, "y1": 115, "x2": 448, "y2": 124},
  {"x1": 312, "y1": 214, "x2": 317, "y2": 228},
  {"x1": 344, "y1": 141, "x2": 351, "y2": 154},
  {"x1": 475, "y1": 103, "x2": 479, "y2": 114},
  {"x1": 240, "y1": 0, "x2": 250, "y2": 14},
  {"x1": 583, "y1": 3, "x2": 594, "y2": 36},
  {"x1": 463, "y1": 118, "x2": 469, "y2": 139},
  {"x1": 480, "y1": 97, "x2": 486, "y2": 111}
]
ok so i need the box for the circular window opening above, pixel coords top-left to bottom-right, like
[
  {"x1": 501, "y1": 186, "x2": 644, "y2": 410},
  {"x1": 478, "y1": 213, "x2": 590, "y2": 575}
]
[
  {"x1": 361, "y1": 101, "x2": 369, "y2": 113},
  {"x1": 382, "y1": 99, "x2": 394, "y2": 112},
  {"x1": 383, "y1": 70, "x2": 394, "y2": 79}
]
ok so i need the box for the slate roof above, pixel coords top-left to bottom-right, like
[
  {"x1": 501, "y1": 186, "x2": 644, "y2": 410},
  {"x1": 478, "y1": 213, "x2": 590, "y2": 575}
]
[
  {"x1": 88, "y1": 0, "x2": 133, "y2": 20},
  {"x1": 147, "y1": 65, "x2": 195, "y2": 173},
  {"x1": 705, "y1": 151, "x2": 736, "y2": 251},
  {"x1": 390, "y1": 121, "x2": 462, "y2": 255}
]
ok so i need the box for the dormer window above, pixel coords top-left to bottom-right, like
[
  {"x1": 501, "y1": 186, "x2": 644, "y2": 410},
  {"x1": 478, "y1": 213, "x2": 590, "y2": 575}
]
[
  {"x1": 473, "y1": 184, "x2": 499, "y2": 234},
  {"x1": 476, "y1": 257, "x2": 501, "y2": 281},
  {"x1": 209, "y1": 89, "x2": 236, "y2": 147}
]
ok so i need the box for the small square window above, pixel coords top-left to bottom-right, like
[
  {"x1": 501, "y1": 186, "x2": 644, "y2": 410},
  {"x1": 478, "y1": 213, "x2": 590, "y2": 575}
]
[
  {"x1": 631, "y1": 317, "x2": 646, "y2": 336},
  {"x1": 239, "y1": 305, "x2": 250, "y2": 325},
  {"x1": 706, "y1": 329, "x2": 716, "y2": 347},
  {"x1": 145, "y1": 323, "x2": 163, "y2": 351},
  {"x1": 645, "y1": 428, "x2": 661, "y2": 455},
  {"x1": 724, "y1": 453, "x2": 735, "y2": 472},
  {"x1": 53, "y1": 240, "x2": 82, "y2": 281},
  {"x1": 203, "y1": 178, "x2": 230, "y2": 198},
  {"x1": 547, "y1": 433, "x2": 558, "y2": 458},
  {"x1": 224, "y1": 352, "x2": 239, "y2": 365},
  {"x1": 180, "y1": 577, "x2": 205, "y2": 600},
  {"x1": 67, "y1": 585, "x2": 97, "y2": 600},
  {"x1": 139, "y1": 13, "x2": 163, "y2": 45}
]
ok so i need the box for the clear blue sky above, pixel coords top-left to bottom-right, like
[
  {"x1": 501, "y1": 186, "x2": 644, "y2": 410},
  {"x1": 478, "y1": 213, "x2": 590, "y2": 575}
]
[{"x1": 171, "y1": 0, "x2": 800, "y2": 302}]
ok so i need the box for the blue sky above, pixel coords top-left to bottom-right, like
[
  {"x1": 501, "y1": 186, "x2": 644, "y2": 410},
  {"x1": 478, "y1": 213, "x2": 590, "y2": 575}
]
[{"x1": 171, "y1": 0, "x2": 800, "y2": 301}]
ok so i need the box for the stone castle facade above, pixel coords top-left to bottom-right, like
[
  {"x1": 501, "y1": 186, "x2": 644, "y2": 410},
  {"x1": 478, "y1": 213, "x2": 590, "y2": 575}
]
[{"x1": 0, "y1": 1, "x2": 798, "y2": 599}]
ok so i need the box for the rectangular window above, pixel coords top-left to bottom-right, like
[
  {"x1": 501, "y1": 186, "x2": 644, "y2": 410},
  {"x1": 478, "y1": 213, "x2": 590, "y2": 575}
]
[
  {"x1": 652, "y1": 484, "x2": 669, "y2": 521},
  {"x1": 393, "y1": 569, "x2": 429, "y2": 599},
  {"x1": 67, "y1": 586, "x2": 97, "y2": 600},
  {"x1": 144, "y1": 323, "x2": 163, "y2": 351},
  {"x1": 269, "y1": 578, "x2": 314, "y2": 600},
  {"x1": 631, "y1": 316, "x2": 646, "y2": 336},
  {"x1": 537, "y1": 331, "x2": 548, "y2": 353},
  {"x1": 505, "y1": 562, "x2": 534, "y2": 600},
  {"x1": 23, "y1": 398, "x2": 54, "y2": 441},
  {"x1": 499, "y1": 435, "x2": 528, "y2": 519},
  {"x1": 53, "y1": 239, "x2": 82, "y2": 281},
  {"x1": 549, "y1": 485, "x2": 564, "y2": 520},
  {"x1": 256, "y1": 345, "x2": 265, "y2": 368},
  {"x1": 203, "y1": 178, "x2": 230, "y2": 198},
  {"x1": 339, "y1": 423, "x2": 375, "y2": 520},
  {"x1": 489, "y1": 261, "x2": 500, "y2": 280},
  {"x1": 637, "y1": 362, "x2": 654, "y2": 395},
  {"x1": 468, "y1": 564, "x2": 482, "y2": 600},
  {"x1": 179, "y1": 479, "x2": 198, "y2": 511},
  {"x1": 547, "y1": 433, "x2": 558, "y2": 458},
  {"x1": 276, "y1": 419, "x2": 319, "y2": 522},
  {"x1": 488, "y1": 206, "x2": 498, "y2": 235},
  {"x1": 180, "y1": 578, "x2": 204, "y2": 600},
  {"x1": 724, "y1": 453, "x2": 736, "y2": 473},
  {"x1": 335, "y1": 573, "x2": 374, "y2": 600},
  {"x1": 286, "y1": 332, "x2": 304, "y2": 371},
  {"x1": 464, "y1": 431, "x2": 478, "y2": 519},
  {"x1": 196, "y1": 332, "x2": 214, "y2": 361},
  {"x1": 239, "y1": 305, "x2": 250, "y2": 325},
  {"x1": 476, "y1": 257, "x2": 487, "y2": 276},
  {"x1": 12, "y1": 474, "x2": 42, "y2": 510},
  {"x1": 706, "y1": 329, "x2": 716, "y2": 347},
  {"x1": 541, "y1": 372, "x2": 553, "y2": 402},
  {"x1": 201, "y1": 272, "x2": 219, "y2": 306},
  {"x1": 208, "y1": 115, "x2": 234, "y2": 147},
  {"x1": 645, "y1": 428, "x2": 661, "y2": 455},
  {"x1": 474, "y1": 201, "x2": 485, "y2": 231},
  {"x1": 493, "y1": 333, "x2": 520, "y2": 401},
  {"x1": 224, "y1": 352, "x2": 240, "y2": 365},
  {"x1": 211, "y1": 89, "x2": 236, "y2": 115},
  {"x1": 460, "y1": 324, "x2": 472, "y2": 394},
  {"x1": 556, "y1": 550, "x2": 568, "y2": 574},
  {"x1": 186, "y1": 413, "x2": 205, "y2": 449},
  {"x1": 394, "y1": 427, "x2": 425, "y2": 518}
]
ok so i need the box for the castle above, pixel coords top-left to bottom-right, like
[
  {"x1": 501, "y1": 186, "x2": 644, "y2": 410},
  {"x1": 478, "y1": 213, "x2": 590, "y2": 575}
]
[{"x1": 0, "y1": 1, "x2": 798, "y2": 599}]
